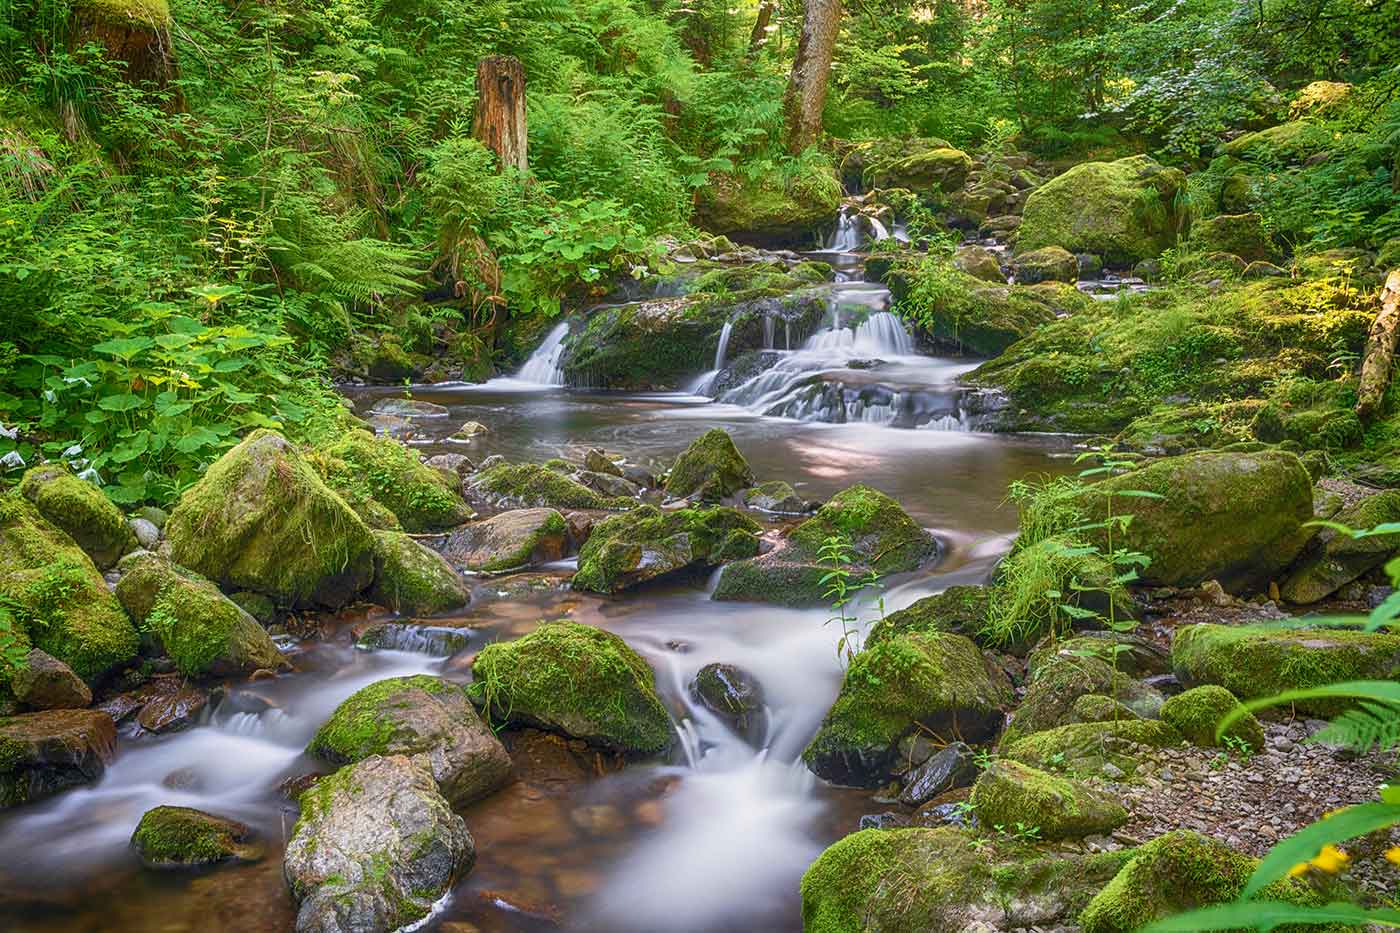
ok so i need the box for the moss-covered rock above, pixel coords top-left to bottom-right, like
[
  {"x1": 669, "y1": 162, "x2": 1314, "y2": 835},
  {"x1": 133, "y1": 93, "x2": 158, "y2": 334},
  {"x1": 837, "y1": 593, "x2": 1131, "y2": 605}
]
[
  {"x1": 803, "y1": 631, "x2": 1010, "y2": 787},
  {"x1": 1079, "y1": 829, "x2": 1330, "y2": 933},
  {"x1": 1012, "y1": 246, "x2": 1079, "y2": 285},
  {"x1": 664, "y1": 429, "x2": 755, "y2": 501},
  {"x1": 1223, "y1": 120, "x2": 1336, "y2": 165},
  {"x1": 1002, "y1": 654, "x2": 1162, "y2": 746},
  {"x1": 1004, "y1": 719, "x2": 1182, "y2": 776},
  {"x1": 693, "y1": 165, "x2": 842, "y2": 246},
  {"x1": 1071, "y1": 693, "x2": 1141, "y2": 723},
  {"x1": 0, "y1": 708, "x2": 115, "y2": 808},
  {"x1": 800, "y1": 826, "x2": 1132, "y2": 933},
  {"x1": 1017, "y1": 155, "x2": 1189, "y2": 266},
  {"x1": 313, "y1": 430, "x2": 473, "y2": 533},
  {"x1": 867, "y1": 144, "x2": 973, "y2": 193},
  {"x1": 741, "y1": 480, "x2": 809, "y2": 514},
  {"x1": 971, "y1": 759, "x2": 1127, "y2": 840},
  {"x1": 166, "y1": 431, "x2": 376, "y2": 609},
  {"x1": 9, "y1": 649, "x2": 91, "y2": 710},
  {"x1": 1027, "y1": 634, "x2": 1171, "y2": 679},
  {"x1": 467, "y1": 462, "x2": 633, "y2": 511},
  {"x1": 1280, "y1": 490, "x2": 1400, "y2": 604},
  {"x1": 115, "y1": 552, "x2": 287, "y2": 678},
  {"x1": 0, "y1": 495, "x2": 139, "y2": 681},
  {"x1": 1075, "y1": 450, "x2": 1314, "y2": 591},
  {"x1": 1159, "y1": 685, "x2": 1265, "y2": 750},
  {"x1": 1171, "y1": 623, "x2": 1400, "y2": 716},
  {"x1": 442, "y1": 508, "x2": 568, "y2": 572},
  {"x1": 952, "y1": 244, "x2": 1004, "y2": 283},
  {"x1": 18, "y1": 463, "x2": 135, "y2": 569},
  {"x1": 366, "y1": 531, "x2": 470, "y2": 616},
  {"x1": 469, "y1": 621, "x2": 672, "y2": 756},
  {"x1": 865, "y1": 585, "x2": 991, "y2": 647},
  {"x1": 308, "y1": 675, "x2": 510, "y2": 807},
  {"x1": 131, "y1": 805, "x2": 260, "y2": 868},
  {"x1": 284, "y1": 754, "x2": 473, "y2": 933},
  {"x1": 1190, "y1": 212, "x2": 1278, "y2": 262},
  {"x1": 573, "y1": 505, "x2": 759, "y2": 593}
]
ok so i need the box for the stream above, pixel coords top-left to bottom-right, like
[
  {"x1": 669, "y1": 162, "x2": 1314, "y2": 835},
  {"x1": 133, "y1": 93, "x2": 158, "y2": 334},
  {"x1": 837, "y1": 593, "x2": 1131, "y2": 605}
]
[{"x1": 0, "y1": 238, "x2": 1078, "y2": 932}]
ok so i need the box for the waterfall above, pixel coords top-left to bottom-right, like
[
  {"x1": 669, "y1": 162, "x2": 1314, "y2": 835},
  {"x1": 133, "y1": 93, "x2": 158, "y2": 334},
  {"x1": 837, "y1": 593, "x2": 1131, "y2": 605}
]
[
  {"x1": 802, "y1": 311, "x2": 913, "y2": 356},
  {"x1": 762, "y1": 314, "x2": 775, "y2": 350},
  {"x1": 868, "y1": 216, "x2": 890, "y2": 241},
  {"x1": 826, "y1": 208, "x2": 862, "y2": 252},
  {"x1": 713, "y1": 320, "x2": 734, "y2": 371},
  {"x1": 515, "y1": 321, "x2": 570, "y2": 385}
]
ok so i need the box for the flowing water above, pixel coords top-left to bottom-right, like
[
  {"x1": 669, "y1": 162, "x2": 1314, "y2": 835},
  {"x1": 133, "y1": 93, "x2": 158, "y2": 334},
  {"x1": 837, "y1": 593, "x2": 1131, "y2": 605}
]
[{"x1": 0, "y1": 250, "x2": 1078, "y2": 932}]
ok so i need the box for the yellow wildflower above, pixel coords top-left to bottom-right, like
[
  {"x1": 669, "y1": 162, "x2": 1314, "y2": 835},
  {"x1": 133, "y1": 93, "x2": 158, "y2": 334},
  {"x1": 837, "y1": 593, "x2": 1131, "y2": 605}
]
[
  {"x1": 1386, "y1": 846, "x2": 1400, "y2": 867},
  {"x1": 1289, "y1": 845, "x2": 1350, "y2": 877}
]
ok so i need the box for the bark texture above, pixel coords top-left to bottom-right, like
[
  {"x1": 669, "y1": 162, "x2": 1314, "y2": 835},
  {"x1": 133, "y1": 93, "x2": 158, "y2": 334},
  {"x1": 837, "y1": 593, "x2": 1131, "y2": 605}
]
[
  {"x1": 782, "y1": 0, "x2": 842, "y2": 154},
  {"x1": 1356, "y1": 269, "x2": 1400, "y2": 423},
  {"x1": 749, "y1": 0, "x2": 777, "y2": 56},
  {"x1": 473, "y1": 55, "x2": 528, "y2": 173}
]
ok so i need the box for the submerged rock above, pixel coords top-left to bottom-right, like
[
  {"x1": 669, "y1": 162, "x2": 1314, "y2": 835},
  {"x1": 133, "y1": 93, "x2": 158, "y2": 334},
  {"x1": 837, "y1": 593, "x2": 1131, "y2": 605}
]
[
  {"x1": 970, "y1": 759, "x2": 1127, "y2": 840},
  {"x1": 166, "y1": 431, "x2": 376, "y2": 609},
  {"x1": 10, "y1": 649, "x2": 91, "y2": 710},
  {"x1": 663, "y1": 429, "x2": 755, "y2": 501},
  {"x1": 284, "y1": 754, "x2": 474, "y2": 933},
  {"x1": 368, "y1": 398, "x2": 449, "y2": 419},
  {"x1": 0, "y1": 708, "x2": 115, "y2": 808},
  {"x1": 803, "y1": 631, "x2": 1010, "y2": 787},
  {"x1": 19, "y1": 462, "x2": 135, "y2": 569},
  {"x1": 366, "y1": 530, "x2": 470, "y2": 616},
  {"x1": 1159, "y1": 685, "x2": 1265, "y2": 750},
  {"x1": 443, "y1": 508, "x2": 568, "y2": 572},
  {"x1": 131, "y1": 805, "x2": 261, "y2": 868},
  {"x1": 355, "y1": 623, "x2": 472, "y2": 656},
  {"x1": 469, "y1": 621, "x2": 673, "y2": 756},
  {"x1": 136, "y1": 686, "x2": 209, "y2": 733},
  {"x1": 308, "y1": 675, "x2": 511, "y2": 807},
  {"x1": 572, "y1": 505, "x2": 760, "y2": 593},
  {"x1": 691, "y1": 662, "x2": 765, "y2": 741}
]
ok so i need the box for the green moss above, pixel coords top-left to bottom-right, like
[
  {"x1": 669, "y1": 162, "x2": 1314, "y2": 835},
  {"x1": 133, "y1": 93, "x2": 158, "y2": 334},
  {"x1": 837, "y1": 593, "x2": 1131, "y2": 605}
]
[
  {"x1": 1190, "y1": 212, "x2": 1277, "y2": 262},
  {"x1": 970, "y1": 759, "x2": 1127, "y2": 840},
  {"x1": 366, "y1": 530, "x2": 469, "y2": 615},
  {"x1": 663, "y1": 429, "x2": 755, "y2": 501},
  {"x1": 866, "y1": 585, "x2": 990, "y2": 647},
  {"x1": 77, "y1": 0, "x2": 172, "y2": 25},
  {"x1": 1222, "y1": 121, "x2": 1336, "y2": 165},
  {"x1": 803, "y1": 631, "x2": 1009, "y2": 786},
  {"x1": 131, "y1": 805, "x2": 257, "y2": 867},
  {"x1": 469, "y1": 621, "x2": 672, "y2": 755},
  {"x1": 1072, "y1": 693, "x2": 1140, "y2": 723},
  {"x1": 1159, "y1": 685, "x2": 1265, "y2": 750},
  {"x1": 1171, "y1": 623, "x2": 1400, "y2": 715},
  {"x1": 867, "y1": 145, "x2": 973, "y2": 192},
  {"x1": 313, "y1": 430, "x2": 472, "y2": 533},
  {"x1": 573, "y1": 505, "x2": 759, "y2": 593},
  {"x1": 308, "y1": 674, "x2": 457, "y2": 762},
  {"x1": 1004, "y1": 719, "x2": 1181, "y2": 775},
  {"x1": 469, "y1": 462, "x2": 632, "y2": 510},
  {"x1": 694, "y1": 161, "x2": 842, "y2": 242},
  {"x1": 19, "y1": 463, "x2": 135, "y2": 569},
  {"x1": 788, "y1": 484, "x2": 935, "y2": 574},
  {"x1": 710, "y1": 555, "x2": 830, "y2": 606},
  {"x1": 1001, "y1": 654, "x2": 1147, "y2": 745}
]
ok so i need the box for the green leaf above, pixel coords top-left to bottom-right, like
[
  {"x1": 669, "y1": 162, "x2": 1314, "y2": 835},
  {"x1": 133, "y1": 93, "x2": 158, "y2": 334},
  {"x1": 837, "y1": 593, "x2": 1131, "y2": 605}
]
[
  {"x1": 1111, "y1": 489, "x2": 1165, "y2": 499},
  {"x1": 97, "y1": 393, "x2": 146, "y2": 412},
  {"x1": 91, "y1": 337, "x2": 154, "y2": 360},
  {"x1": 1244, "y1": 799, "x2": 1400, "y2": 898},
  {"x1": 1141, "y1": 900, "x2": 1400, "y2": 932},
  {"x1": 172, "y1": 427, "x2": 222, "y2": 453}
]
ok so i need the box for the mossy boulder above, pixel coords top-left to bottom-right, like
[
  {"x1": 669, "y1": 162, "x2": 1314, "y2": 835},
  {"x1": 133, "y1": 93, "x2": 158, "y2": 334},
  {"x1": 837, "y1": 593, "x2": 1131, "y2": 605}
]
[
  {"x1": 1002, "y1": 654, "x2": 1163, "y2": 746},
  {"x1": 467, "y1": 462, "x2": 632, "y2": 510},
  {"x1": 366, "y1": 531, "x2": 470, "y2": 616},
  {"x1": 308, "y1": 675, "x2": 510, "y2": 807},
  {"x1": 1075, "y1": 450, "x2": 1314, "y2": 591},
  {"x1": 131, "y1": 805, "x2": 260, "y2": 868},
  {"x1": 9, "y1": 649, "x2": 91, "y2": 710},
  {"x1": 1079, "y1": 829, "x2": 1331, "y2": 933},
  {"x1": 1280, "y1": 490, "x2": 1400, "y2": 604},
  {"x1": 800, "y1": 826, "x2": 1133, "y2": 933},
  {"x1": 1171, "y1": 623, "x2": 1400, "y2": 716},
  {"x1": 114, "y1": 552, "x2": 288, "y2": 678},
  {"x1": 867, "y1": 144, "x2": 973, "y2": 193},
  {"x1": 1190, "y1": 212, "x2": 1278, "y2": 262},
  {"x1": 1159, "y1": 685, "x2": 1265, "y2": 750},
  {"x1": 803, "y1": 631, "x2": 1010, "y2": 787},
  {"x1": 18, "y1": 463, "x2": 135, "y2": 569},
  {"x1": 714, "y1": 484, "x2": 936, "y2": 606},
  {"x1": 1028, "y1": 634, "x2": 1171, "y2": 679},
  {"x1": 1004, "y1": 719, "x2": 1182, "y2": 776},
  {"x1": 68, "y1": 0, "x2": 179, "y2": 95},
  {"x1": 1223, "y1": 120, "x2": 1336, "y2": 165},
  {"x1": 284, "y1": 754, "x2": 474, "y2": 933},
  {"x1": 442, "y1": 508, "x2": 568, "y2": 572},
  {"x1": 693, "y1": 166, "x2": 842, "y2": 246},
  {"x1": 865, "y1": 584, "x2": 991, "y2": 647},
  {"x1": 166, "y1": 431, "x2": 376, "y2": 609},
  {"x1": 1012, "y1": 246, "x2": 1079, "y2": 285},
  {"x1": 741, "y1": 480, "x2": 809, "y2": 514},
  {"x1": 1072, "y1": 694, "x2": 1141, "y2": 723},
  {"x1": 971, "y1": 759, "x2": 1127, "y2": 840},
  {"x1": 664, "y1": 429, "x2": 755, "y2": 501},
  {"x1": 313, "y1": 430, "x2": 473, "y2": 533},
  {"x1": 0, "y1": 495, "x2": 139, "y2": 681},
  {"x1": 952, "y1": 244, "x2": 1005, "y2": 283},
  {"x1": 469, "y1": 621, "x2": 672, "y2": 756},
  {"x1": 1017, "y1": 155, "x2": 1189, "y2": 266},
  {"x1": 0, "y1": 708, "x2": 116, "y2": 808},
  {"x1": 573, "y1": 505, "x2": 760, "y2": 593}
]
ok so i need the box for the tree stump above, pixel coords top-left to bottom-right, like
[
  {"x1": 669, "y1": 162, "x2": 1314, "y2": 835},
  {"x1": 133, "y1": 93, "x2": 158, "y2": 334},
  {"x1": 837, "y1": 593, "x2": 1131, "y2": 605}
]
[
  {"x1": 1356, "y1": 269, "x2": 1400, "y2": 423},
  {"x1": 472, "y1": 56, "x2": 527, "y2": 173}
]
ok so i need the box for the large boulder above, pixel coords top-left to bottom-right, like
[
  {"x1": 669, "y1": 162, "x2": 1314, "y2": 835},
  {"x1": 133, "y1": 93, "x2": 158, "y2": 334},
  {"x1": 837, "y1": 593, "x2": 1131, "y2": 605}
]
[
  {"x1": 308, "y1": 675, "x2": 510, "y2": 807},
  {"x1": 1280, "y1": 490, "x2": 1400, "y2": 604},
  {"x1": 131, "y1": 805, "x2": 261, "y2": 868},
  {"x1": 114, "y1": 552, "x2": 288, "y2": 678},
  {"x1": 1159, "y1": 685, "x2": 1265, "y2": 750},
  {"x1": 1171, "y1": 623, "x2": 1400, "y2": 716},
  {"x1": 1002, "y1": 654, "x2": 1163, "y2": 746},
  {"x1": 18, "y1": 463, "x2": 135, "y2": 569},
  {"x1": 312, "y1": 430, "x2": 472, "y2": 533},
  {"x1": 1223, "y1": 120, "x2": 1335, "y2": 165},
  {"x1": 714, "y1": 484, "x2": 936, "y2": 606},
  {"x1": 801, "y1": 826, "x2": 1131, "y2": 933},
  {"x1": 693, "y1": 166, "x2": 841, "y2": 247},
  {"x1": 663, "y1": 429, "x2": 755, "y2": 501},
  {"x1": 0, "y1": 709, "x2": 115, "y2": 808},
  {"x1": 166, "y1": 431, "x2": 376, "y2": 609},
  {"x1": 467, "y1": 462, "x2": 632, "y2": 511},
  {"x1": 283, "y1": 754, "x2": 474, "y2": 933},
  {"x1": 970, "y1": 759, "x2": 1127, "y2": 840},
  {"x1": 1003, "y1": 719, "x2": 1182, "y2": 776},
  {"x1": 1189, "y1": 212, "x2": 1278, "y2": 262},
  {"x1": 0, "y1": 495, "x2": 139, "y2": 681},
  {"x1": 366, "y1": 531, "x2": 470, "y2": 616},
  {"x1": 867, "y1": 144, "x2": 973, "y2": 193},
  {"x1": 10, "y1": 649, "x2": 91, "y2": 710},
  {"x1": 572, "y1": 505, "x2": 760, "y2": 593},
  {"x1": 1011, "y1": 246, "x2": 1079, "y2": 285},
  {"x1": 469, "y1": 621, "x2": 673, "y2": 756},
  {"x1": 441, "y1": 508, "x2": 568, "y2": 572},
  {"x1": 1075, "y1": 450, "x2": 1314, "y2": 591},
  {"x1": 1079, "y1": 830, "x2": 1327, "y2": 933},
  {"x1": 1017, "y1": 155, "x2": 1189, "y2": 266},
  {"x1": 803, "y1": 631, "x2": 1010, "y2": 787}
]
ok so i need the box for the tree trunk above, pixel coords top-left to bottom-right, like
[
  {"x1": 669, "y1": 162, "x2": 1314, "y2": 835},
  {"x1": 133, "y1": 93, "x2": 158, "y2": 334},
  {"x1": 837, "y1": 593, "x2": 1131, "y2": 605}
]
[
  {"x1": 1355, "y1": 269, "x2": 1400, "y2": 423},
  {"x1": 473, "y1": 55, "x2": 528, "y2": 173},
  {"x1": 782, "y1": 0, "x2": 842, "y2": 155},
  {"x1": 748, "y1": 0, "x2": 777, "y2": 57}
]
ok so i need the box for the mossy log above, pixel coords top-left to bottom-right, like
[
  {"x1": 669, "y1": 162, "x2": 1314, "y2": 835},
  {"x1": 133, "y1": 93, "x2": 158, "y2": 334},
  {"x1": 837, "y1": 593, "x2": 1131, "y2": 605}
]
[{"x1": 1355, "y1": 269, "x2": 1400, "y2": 423}]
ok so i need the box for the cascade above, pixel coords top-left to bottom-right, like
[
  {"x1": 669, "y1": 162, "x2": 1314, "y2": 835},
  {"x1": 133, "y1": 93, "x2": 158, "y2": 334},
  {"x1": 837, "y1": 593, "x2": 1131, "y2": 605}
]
[{"x1": 514, "y1": 321, "x2": 570, "y2": 385}]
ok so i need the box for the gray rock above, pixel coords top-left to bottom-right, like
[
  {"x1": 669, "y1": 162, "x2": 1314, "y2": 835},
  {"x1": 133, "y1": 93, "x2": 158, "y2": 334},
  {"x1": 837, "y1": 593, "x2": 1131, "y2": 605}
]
[
  {"x1": 11, "y1": 649, "x2": 92, "y2": 710},
  {"x1": 584, "y1": 449, "x2": 623, "y2": 477},
  {"x1": 691, "y1": 663, "x2": 766, "y2": 742},
  {"x1": 442, "y1": 509, "x2": 568, "y2": 572},
  {"x1": 129, "y1": 517, "x2": 161, "y2": 549},
  {"x1": 899, "y1": 741, "x2": 978, "y2": 806},
  {"x1": 284, "y1": 755, "x2": 474, "y2": 933},
  {"x1": 425, "y1": 453, "x2": 474, "y2": 476},
  {"x1": 369, "y1": 398, "x2": 450, "y2": 418},
  {"x1": 577, "y1": 470, "x2": 641, "y2": 499}
]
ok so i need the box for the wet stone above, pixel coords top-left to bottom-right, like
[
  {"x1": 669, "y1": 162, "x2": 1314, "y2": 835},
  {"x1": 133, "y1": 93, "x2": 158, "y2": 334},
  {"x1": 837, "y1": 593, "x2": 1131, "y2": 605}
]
[
  {"x1": 11, "y1": 648, "x2": 92, "y2": 710},
  {"x1": 137, "y1": 687, "x2": 209, "y2": 734},
  {"x1": 899, "y1": 741, "x2": 978, "y2": 806}
]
